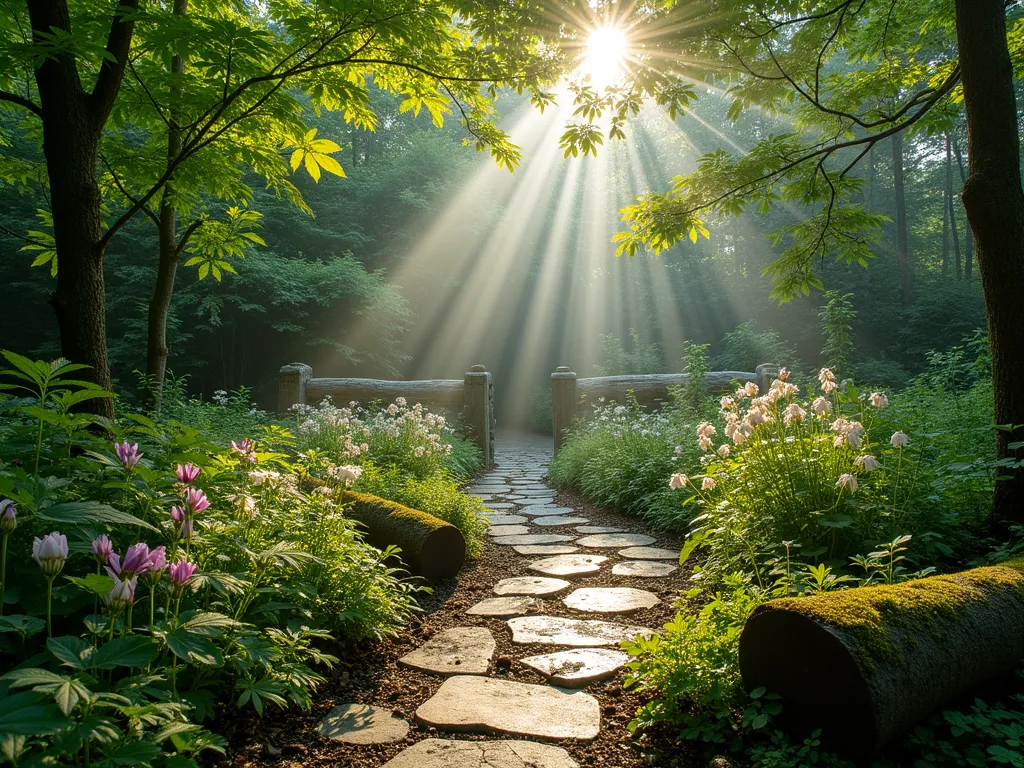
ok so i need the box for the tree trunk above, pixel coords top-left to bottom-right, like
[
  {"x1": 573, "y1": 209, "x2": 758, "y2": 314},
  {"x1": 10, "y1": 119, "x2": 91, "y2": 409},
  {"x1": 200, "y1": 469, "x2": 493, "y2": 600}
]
[
  {"x1": 865, "y1": 144, "x2": 874, "y2": 212},
  {"x1": 947, "y1": 134, "x2": 963, "y2": 280},
  {"x1": 955, "y1": 0, "x2": 1024, "y2": 526},
  {"x1": 891, "y1": 133, "x2": 912, "y2": 305},
  {"x1": 145, "y1": 0, "x2": 188, "y2": 413},
  {"x1": 953, "y1": 137, "x2": 975, "y2": 280},
  {"x1": 942, "y1": 158, "x2": 950, "y2": 276}
]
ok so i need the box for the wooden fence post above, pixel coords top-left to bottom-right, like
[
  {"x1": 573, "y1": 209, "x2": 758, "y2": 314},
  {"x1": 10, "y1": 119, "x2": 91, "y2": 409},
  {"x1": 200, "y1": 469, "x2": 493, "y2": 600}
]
[
  {"x1": 464, "y1": 365, "x2": 493, "y2": 469},
  {"x1": 278, "y1": 363, "x2": 312, "y2": 414},
  {"x1": 755, "y1": 363, "x2": 780, "y2": 394},
  {"x1": 551, "y1": 366, "x2": 577, "y2": 454}
]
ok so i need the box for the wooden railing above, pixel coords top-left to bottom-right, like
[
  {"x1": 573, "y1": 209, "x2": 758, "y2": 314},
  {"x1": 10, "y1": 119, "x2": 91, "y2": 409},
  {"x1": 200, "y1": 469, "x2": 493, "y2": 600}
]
[
  {"x1": 279, "y1": 363, "x2": 495, "y2": 468},
  {"x1": 551, "y1": 363, "x2": 779, "y2": 452}
]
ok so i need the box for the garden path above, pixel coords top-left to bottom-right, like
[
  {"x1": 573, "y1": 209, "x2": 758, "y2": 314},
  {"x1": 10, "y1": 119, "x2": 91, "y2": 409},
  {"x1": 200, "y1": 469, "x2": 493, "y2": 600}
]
[{"x1": 305, "y1": 431, "x2": 688, "y2": 768}]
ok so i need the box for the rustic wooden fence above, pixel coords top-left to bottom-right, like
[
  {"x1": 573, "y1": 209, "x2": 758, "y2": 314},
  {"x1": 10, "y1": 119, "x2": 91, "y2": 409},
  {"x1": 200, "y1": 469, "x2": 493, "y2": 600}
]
[
  {"x1": 551, "y1": 363, "x2": 779, "y2": 452},
  {"x1": 279, "y1": 363, "x2": 495, "y2": 468}
]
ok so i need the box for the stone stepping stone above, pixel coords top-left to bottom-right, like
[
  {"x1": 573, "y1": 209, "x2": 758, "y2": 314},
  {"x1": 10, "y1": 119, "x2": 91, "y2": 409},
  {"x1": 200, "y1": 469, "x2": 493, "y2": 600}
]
[
  {"x1": 514, "y1": 544, "x2": 580, "y2": 556},
  {"x1": 484, "y1": 503, "x2": 515, "y2": 509},
  {"x1": 318, "y1": 703, "x2": 410, "y2": 744},
  {"x1": 466, "y1": 596, "x2": 543, "y2": 617},
  {"x1": 382, "y1": 739, "x2": 580, "y2": 768},
  {"x1": 469, "y1": 484, "x2": 511, "y2": 492},
  {"x1": 562, "y1": 587, "x2": 660, "y2": 614},
  {"x1": 415, "y1": 676, "x2": 601, "y2": 741},
  {"x1": 479, "y1": 513, "x2": 528, "y2": 524},
  {"x1": 574, "y1": 525, "x2": 624, "y2": 534},
  {"x1": 613, "y1": 561, "x2": 678, "y2": 577},
  {"x1": 494, "y1": 576, "x2": 571, "y2": 596},
  {"x1": 520, "y1": 648, "x2": 630, "y2": 688},
  {"x1": 528, "y1": 554, "x2": 607, "y2": 578},
  {"x1": 491, "y1": 534, "x2": 574, "y2": 547},
  {"x1": 519, "y1": 489, "x2": 558, "y2": 496},
  {"x1": 519, "y1": 506, "x2": 573, "y2": 516},
  {"x1": 618, "y1": 546, "x2": 679, "y2": 560},
  {"x1": 507, "y1": 616, "x2": 652, "y2": 647},
  {"x1": 398, "y1": 627, "x2": 495, "y2": 675},
  {"x1": 488, "y1": 525, "x2": 532, "y2": 536},
  {"x1": 532, "y1": 516, "x2": 589, "y2": 527},
  {"x1": 576, "y1": 533, "x2": 657, "y2": 549}
]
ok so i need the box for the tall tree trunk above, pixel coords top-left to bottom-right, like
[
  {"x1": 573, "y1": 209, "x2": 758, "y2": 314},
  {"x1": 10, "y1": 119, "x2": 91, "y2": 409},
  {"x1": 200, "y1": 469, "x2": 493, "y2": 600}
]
[
  {"x1": 27, "y1": 0, "x2": 137, "y2": 419},
  {"x1": 953, "y1": 137, "x2": 975, "y2": 280},
  {"x1": 145, "y1": 0, "x2": 188, "y2": 413},
  {"x1": 942, "y1": 155, "x2": 950, "y2": 276},
  {"x1": 891, "y1": 132, "x2": 912, "y2": 305},
  {"x1": 947, "y1": 134, "x2": 963, "y2": 280},
  {"x1": 955, "y1": 0, "x2": 1024, "y2": 526},
  {"x1": 865, "y1": 145, "x2": 874, "y2": 212}
]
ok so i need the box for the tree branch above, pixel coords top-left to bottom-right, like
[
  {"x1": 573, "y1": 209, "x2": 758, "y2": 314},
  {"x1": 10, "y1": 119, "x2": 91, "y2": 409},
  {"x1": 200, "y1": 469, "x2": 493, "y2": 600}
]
[
  {"x1": 90, "y1": 0, "x2": 141, "y2": 127},
  {"x1": 175, "y1": 219, "x2": 204, "y2": 255},
  {"x1": 0, "y1": 89, "x2": 42, "y2": 116}
]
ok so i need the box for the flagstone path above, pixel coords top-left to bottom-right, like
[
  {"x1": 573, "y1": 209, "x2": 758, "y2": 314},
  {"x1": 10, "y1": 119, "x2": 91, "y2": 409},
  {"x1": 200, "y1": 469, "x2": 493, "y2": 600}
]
[{"x1": 281, "y1": 431, "x2": 689, "y2": 768}]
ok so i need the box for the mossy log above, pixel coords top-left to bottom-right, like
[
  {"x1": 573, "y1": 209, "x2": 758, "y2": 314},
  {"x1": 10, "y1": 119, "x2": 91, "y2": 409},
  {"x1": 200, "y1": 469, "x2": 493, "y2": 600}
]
[
  {"x1": 344, "y1": 491, "x2": 465, "y2": 580},
  {"x1": 738, "y1": 560, "x2": 1024, "y2": 757}
]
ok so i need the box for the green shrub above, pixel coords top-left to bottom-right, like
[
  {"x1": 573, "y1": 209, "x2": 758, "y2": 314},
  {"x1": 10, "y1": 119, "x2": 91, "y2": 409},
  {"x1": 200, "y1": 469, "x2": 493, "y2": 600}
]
[
  {"x1": 528, "y1": 384, "x2": 553, "y2": 434},
  {"x1": 594, "y1": 328, "x2": 664, "y2": 375},
  {"x1": 160, "y1": 376, "x2": 272, "y2": 443},
  {"x1": 712, "y1": 322, "x2": 796, "y2": 373}
]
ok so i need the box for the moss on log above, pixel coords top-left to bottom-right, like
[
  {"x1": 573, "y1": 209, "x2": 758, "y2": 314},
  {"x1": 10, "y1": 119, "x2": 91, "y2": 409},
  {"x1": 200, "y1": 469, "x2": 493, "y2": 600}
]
[
  {"x1": 343, "y1": 491, "x2": 465, "y2": 580},
  {"x1": 738, "y1": 560, "x2": 1024, "y2": 757}
]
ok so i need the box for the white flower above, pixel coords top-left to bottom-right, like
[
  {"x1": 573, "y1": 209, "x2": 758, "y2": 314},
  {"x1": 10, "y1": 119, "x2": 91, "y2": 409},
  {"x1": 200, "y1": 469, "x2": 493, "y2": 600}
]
[
  {"x1": 743, "y1": 382, "x2": 759, "y2": 397},
  {"x1": 701, "y1": 476, "x2": 717, "y2": 491},
  {"x1": 718, "y1": 444, "x2": 730, "y2": 457},
  {"x1": 327, "y1": 464, "x2": 363, "y2": 487},
  {"x1": 835, "y1": 473, "x2": 859, "y2": 493},
  {"x1": 818, "y1": 368, "x2": 836, "y2": 385},
  {"x1": 891, "y1": 431, "x2": 909, "y2": 448},
  {"x1": 32, "y1": 531, "x2": 69, "y2": 577},
  {"x1": 783, "y1": 403, "x2": 806, "y2": 426},
  {"x1": 845, "y1": 422, "x2": 865, "y2": 449},
  {"x1": 870, "y1": 392, "x2": 889, "y2": 409},
  {"x1": 697, "y1": 422, "x2": 717, "y2": 439},
  {"x1": 698, "y1": 435, "x2": 714, "y2": 452},
  {"x1": 821, "y1": 379, "x2": 838, "y2": 393},
  {"x1": 811, "y1": 396, "x2": 832, "y2": 416},
  {"x1": 854, "y1": 455, "x2": 881, "y2": 472},
  {"x1": 669, "y1": 473, "x2": 688, "y2": 490},
  {"x1": 720, "y1": 396, "x2": 737, "y2": 412}
]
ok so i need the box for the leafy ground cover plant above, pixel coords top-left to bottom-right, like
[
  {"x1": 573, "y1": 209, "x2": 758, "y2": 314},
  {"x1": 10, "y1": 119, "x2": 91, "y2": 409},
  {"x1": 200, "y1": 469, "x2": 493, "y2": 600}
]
[{"x1": 0, "y1": 351, "x2": 427, "y2": 764}]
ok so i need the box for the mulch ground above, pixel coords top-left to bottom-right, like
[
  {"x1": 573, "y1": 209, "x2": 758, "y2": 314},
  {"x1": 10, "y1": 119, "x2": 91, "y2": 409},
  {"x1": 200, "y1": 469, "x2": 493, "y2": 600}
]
[{"x1": 216, "y1": 487, "x2": 724, "y2": 768}]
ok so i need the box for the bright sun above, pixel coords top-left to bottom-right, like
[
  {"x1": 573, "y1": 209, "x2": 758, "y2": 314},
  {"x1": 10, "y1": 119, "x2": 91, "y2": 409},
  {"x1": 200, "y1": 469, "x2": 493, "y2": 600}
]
[{"x1": 581, "y1": 24, "x2": 628, "y2": 89}]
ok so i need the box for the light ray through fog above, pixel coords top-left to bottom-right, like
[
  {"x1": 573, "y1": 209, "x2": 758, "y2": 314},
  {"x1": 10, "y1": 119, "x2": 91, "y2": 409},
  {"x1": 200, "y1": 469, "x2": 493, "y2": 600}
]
[{"x1": 338, "y1": 79, "x2": 775, "y2": 424}]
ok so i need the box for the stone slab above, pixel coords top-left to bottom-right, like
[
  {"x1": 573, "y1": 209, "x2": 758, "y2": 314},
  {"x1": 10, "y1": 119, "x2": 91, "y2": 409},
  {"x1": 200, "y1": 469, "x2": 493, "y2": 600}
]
[
  {"x1": 562, "y1": 587, "x2": 660, "y2": 614},
  {"x1": 574, "y1": 526, "x2": 624, "y2": 534},
  {"x1": 576, "y1": 533, "x2": 657, "y2": 549},
  {"x1": 612, "y1": 561, "x2": 678, "y2": 577},
  {"x1": 494, "y1": 576, "x2": 571, "y2": 596},
  {"x1": 491, "y1": 534, "x2": 574, "y2": 547},
  {"x1": 483, "y1": 503, "x2": 515, "y2": 510},
  {"x1": 507, "y1": 616, "x2": 652, "y2": 647},
  {"x1": 479, "y1": 513, "x2": 528, "y2": 524},
  {"x1": 488, "y1": 525, "x2": 532, "y2": 536},
  {"x1": 617, "y1": 546, "x2": 679, "y2": 560},
  {"x1": 532, "y1": 516, "x2": 589, "y2": 527},
  {"x1": 519, "y1": 506, "x2": 574, "y2": 516},
  {"x1": 415, "y1": 676, "x2": 601, "y2": 741},
  {"x1": 318, "y1": 703, "x2": 409, "y2": 744},
  {"x1": 382, "y1": 739, "x2": 580, "y2": 768},
  {"x1": 466, "y1": 596, "x2": 543, "y2": 617},
  {"x1": 527, "y1": 554, "x2": 607, "y2": 578},
  {"x1": 398, "y1": 627, "x2": 495, "y2": 675},
  {"x1": 513, "y1": 544, "x2": 580, "y2": 556},
  {"x1": 519, "y1": 648, "x2": 631, "y2": 688}
]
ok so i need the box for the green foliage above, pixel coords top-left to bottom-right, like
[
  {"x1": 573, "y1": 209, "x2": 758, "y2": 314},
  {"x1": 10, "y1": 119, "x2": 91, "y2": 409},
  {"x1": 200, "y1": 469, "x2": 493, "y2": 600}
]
[
  {"x1": 712, "y1": 322, "x2": 796, "y2": 374},
  {"x1": 528, "y1": 385, "x2": 553, "y2": 435},
  {"x1": 680, "y1": 340, "x2": 710, "y2": 410},
  {"x1": 593, "y1": 329, "x2": 664, "y2": 376},
  {"x1": 0, "y1": 351, "x2": 427, "y2": 763},
  {"x1": 623, "y1": 576, "x2": 770, "y2": 748},
  {"x1": 747, "y1": 730, "x2": 853, "y2": 768},
  {"x1": 819, "y1": 291, "x2": 856, "y2": 378}
]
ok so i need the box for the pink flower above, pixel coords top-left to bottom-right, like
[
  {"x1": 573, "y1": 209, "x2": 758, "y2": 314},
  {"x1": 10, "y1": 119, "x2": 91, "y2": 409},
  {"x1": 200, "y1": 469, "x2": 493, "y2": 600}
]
[
  {"x1": 0, "y1": 499, "x2": 16, "y2": 535},
  {"x1": 783, "y1": 403, "x2": 806, "y2": 426},
  {"x1": 231, "y1": 439, "x2": 256, "y2": 463},
  {"x1": 32, "y1": 532, "x2": 68, "y2": 577},
  {"x1": 891, "y1": 431, "x2": 909, "y2": 448},
  {"x1": 779, "y1": 367, "x2": 791, "y2": 381},
  {"x1": 176, "y1": 463, "x2": 201, "y2": 484},
  {"x1": 669, "y1": 473, "x2": 688, "y2": 490},
  {"x1": 836, "y1": 473, "x2": 859, "y2": 493},
  {"x1": 718, "y1": 444, "x2": 730, "y2": 457},
  {"x1": 106, "y1": 576, "x2": 136, "y2": 609},
  {"x1": 854, "y1": 455, "x2": 881, "y2": 472},
  {"x1": 170, "y1": 505, "x2": 187, "y2": 523},
  {"x1": 92, "y1": 535, "x2": 113, "y2": 564},
  {"x1": 184, "y1": 487, "x2": 210, "y2": 515},
  {"x1": 111, "y1": 543, "x2": 160, "y2": 579},
  {"x1": 870, "y1": 392, "x2": 889, "y2": 409},
  {"x1": 701, "y1": 476, "x2": 717, "y2": 491},
  {"x1": 147, "y1": 546, "x2": 167, "y2": 572},
  {"x1": 180, "y1": 518, "x2": 194, "y2": 540},
  {"x1": 113, "y1": 441, "x2": 142, "y2": 469},
  {"x1": 169, "y1": 560, "x2": 197, "y2": 593},
  {"x1": 811, "y1": 396, "x2": 831, "y2": 416}
]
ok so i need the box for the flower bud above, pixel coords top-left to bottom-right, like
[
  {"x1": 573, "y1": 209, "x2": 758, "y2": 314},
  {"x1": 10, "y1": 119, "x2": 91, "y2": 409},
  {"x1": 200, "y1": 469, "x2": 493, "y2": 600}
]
[
  {"x1": 32, "y1": 531, "x2": 68, "y2": 578},
  {"x1": 0, "y1": 499, "x2": 16, "y2": 535}
]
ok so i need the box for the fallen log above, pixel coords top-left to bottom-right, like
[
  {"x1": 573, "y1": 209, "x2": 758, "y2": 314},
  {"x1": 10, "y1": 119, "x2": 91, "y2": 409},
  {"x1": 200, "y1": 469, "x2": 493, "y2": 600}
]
[
  {"x1": 738, "y1": 559, "x2": 1024, "y2": 757},
  {"x1": 344, "y1": 491, "x2": 465, "y2": 581}
]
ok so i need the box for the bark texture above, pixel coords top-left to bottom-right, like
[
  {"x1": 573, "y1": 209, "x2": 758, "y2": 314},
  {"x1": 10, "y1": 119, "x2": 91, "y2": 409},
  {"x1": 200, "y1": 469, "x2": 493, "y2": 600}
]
[
  {"x1": 738, "y1": 560, "x2": 1024, "y2": 757},
  {"x1": 891, "y1": 132, "x2": 912, "y2": 306},
  {"x1": 344, "y1": 491, "x2": 465, "y2": 580},
  {"x1": 955, "y1": 0, "x2": 1024, "y2": 525}
]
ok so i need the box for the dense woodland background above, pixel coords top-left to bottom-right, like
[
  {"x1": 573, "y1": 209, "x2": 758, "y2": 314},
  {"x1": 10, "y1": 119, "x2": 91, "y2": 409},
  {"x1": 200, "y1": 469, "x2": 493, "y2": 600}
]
[{"x1": 0, "y1": 83, "x2": 991, "y2": 418}]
